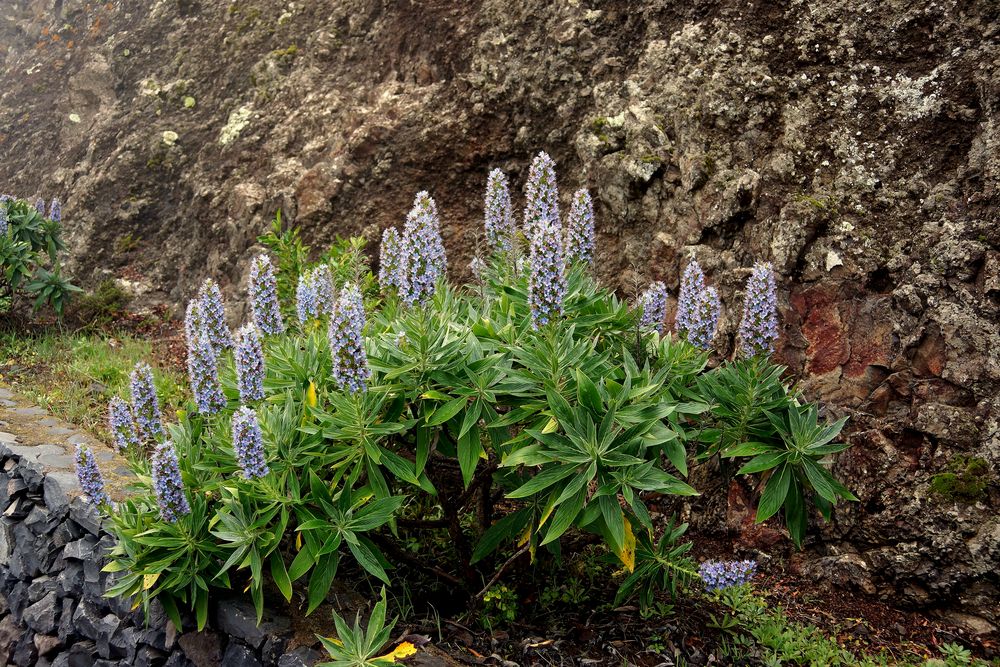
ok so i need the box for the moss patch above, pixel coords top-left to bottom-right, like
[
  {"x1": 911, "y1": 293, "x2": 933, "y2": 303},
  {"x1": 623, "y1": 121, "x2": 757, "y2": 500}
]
[{"x1": 929, "y1": 455, "x2": 991, "y2": 502}]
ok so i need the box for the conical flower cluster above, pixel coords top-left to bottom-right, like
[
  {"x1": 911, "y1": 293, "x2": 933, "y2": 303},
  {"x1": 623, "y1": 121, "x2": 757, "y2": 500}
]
[
  {"x1": 565, "y1": 189, "x2": 594, "y2": 263},
  {"x1": 231, "y1": 406, "x2": 268, "y2": 479},
  {"x1": 639, "y1": 281, "x2": 669, "y2": 333},
  {"x1": 185, "y1": 300, "x2": 226, "y2": 415},
  {"x1": 528, "y1": 219, "x2": 567, "y2": 328},
  {"x1": 234, "y1": 324, "x2": 265, "y2": 402},
  {"x1": 248, "y1": 254, "x2": 284, "y2": 335},
  {"x1": 130, "y1": 362, "x2": 164, "y2": 445},
  {"x1": 33, "y1": 198, "x2": 45, "y2": 215},
  {"x1": 523, "y1": 152, "x2": 560, "y2": 242},
  {"x1": 199, "y1": 279, "x2": 233, "y2": 350},
  {"x1": 688, "y1": 287, "x2": 721, "y2": 351},
  {"x1": 399, "y1": 191, "x2": 447, "y2": 306},
  {"x1": 296, "y1": 272, "x2": 319, "y2": 324},
  {"x1": 699, "y1": 560, "x2": 757, "y2": 592},
  {"x1": 0, "y1": 207, "x2": 7, "y2": 236},
  {"x1": 74, "y1": 445, "x2": 110, "y2": 507},
  {"x1": 312, "y1": 264, "x2": 336, "y2": 316},
  {"x1": 151, "y1": 442, "x2": 190, "y2": 522},
  {"x1": 48, "y1": 198, "x2": 61, "y2": 223},
  {"x1": 328, "y1": 283, "x2": 371, "y2": 393},
  {"x1": 108, "y1": 396, "x2": 140, "y2": 453},
  {"x1": 378, "y1": 227, "x2": 403, "y2": 292},
  {"x1": 738, "y1": 262, "x2": 778, "y2": 357},
  {"x1": 675, "y1": 260, "x2": 705, "y2": 336},
  {"x1": 484, "y1": 169, "x2": 514, "y2": 253}
]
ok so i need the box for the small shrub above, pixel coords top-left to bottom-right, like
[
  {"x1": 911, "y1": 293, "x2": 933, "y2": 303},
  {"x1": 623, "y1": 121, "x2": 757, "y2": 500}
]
[{"x1": 72, "y1": 279, "x2": 132, "y2": 326}]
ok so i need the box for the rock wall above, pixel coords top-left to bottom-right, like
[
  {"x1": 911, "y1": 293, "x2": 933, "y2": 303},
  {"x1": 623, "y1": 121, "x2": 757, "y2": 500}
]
[{"x1": 0, "y1": 0, "x2": 997, "y2": 634}]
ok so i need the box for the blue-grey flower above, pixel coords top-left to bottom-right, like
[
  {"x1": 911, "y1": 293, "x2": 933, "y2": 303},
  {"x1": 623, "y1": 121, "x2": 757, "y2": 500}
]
[
  {"x1": 379, "y1": 227, "x2": 403, "y2": 292},
  {"x1": 639, "y1": 281, "x2": 668, "y2": 333},
  {"x1": 33, "y1": 198, "x2": 45, "y2": 215},
  {"x1": 312, "y1": 264, "x2": 336, "y2": 316},
  {"x1": 234, "y1": 323, "x2": 265, "y2": 402},
  {"x1": 186, "y1": 318, "x2": 226, "y2": 415},
  {"x1": 231, "y1": 406, "x2": 268, "y2": 479},
  {"x1": 565, "y1": 188, "x2": 594, "y2": 263},
  {"x1": 296, "y1": 272, "x2": 318, "y2": 324},
  {"x1": 527, "y1": 219, "x2": 566, "y2": 328},
  {"x1": 699, "y1": 560, "x2": 757, "y2": 592},
  {"x1": 151, "y1": 441, "x2": 190, "y2": 522},
  {"x1": 48, "y1": 198, "x2": 61, "y2": 223},
  {"x1": 248, "y1": 254, "x2": 284, "y2": 335},
  {"x1": 199, "y1": 278, "x2": 233, "y2": 350},
  {"x1": 688, "y1": 286, "x2": 721, "y2": 351},
  {"x1": 327, "y1": 283, "x2": 371, "y2": 393},
  {"x1": 74, "y1": 445, "x2": 110, "y2": 506},
  {"x1": 738, "y1": 262, "x2": 779, "y2": 357},
  {"x1": 130, "y1": 362, "x2": 164, "y2": 445},
  {"x1": 675, "y1": 260, "x2": 705, "y2": 337},
  {"x1": 0, "y1": 207, "x2": 8, "y2": 236},
  {"x1": 523, "y1": 152, "x2": 559, "y2": 242},
  {"x1": 108, "y1": 396, "x2": 140, "y2": 453},
  {"x1": 399, "y1": 191, "x2": 447, "y2": 306},
  {"x1": 484, "y1": 168, "x2": 514, "y2": 253}
]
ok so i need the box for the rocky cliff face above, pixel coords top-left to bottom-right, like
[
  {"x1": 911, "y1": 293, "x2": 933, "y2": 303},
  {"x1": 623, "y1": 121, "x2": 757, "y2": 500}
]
[{"x1": 1, "y1": 0, "x2": 997, "y2": 633}]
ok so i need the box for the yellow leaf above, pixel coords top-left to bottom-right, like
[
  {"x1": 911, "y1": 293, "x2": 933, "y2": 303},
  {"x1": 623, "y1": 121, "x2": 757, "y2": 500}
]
[
  {"x1": 614, "y1": 518, "x2": 636, "y2": 573},
  {"x1": 295, "y1": 532, "x2": 302, "y2": 551},
  {"x1": 306, "y1": 381, "x2": 318, "y2": 407},
  {"x1": 517, "y1": 523, "x2": 531, "y2": 547},
  {"x1": 377, "y1": 641, "x2": 417, "y2": 662},
  {"x1": 176, "y1": 409, "x2": 187, "y2": 421},
  {"x1": 537, "y1": 497, "x2": 557, "y2": 528},
  {"x1": 541, "y1": 417, "x2": 559, "y2": 434},
  {"x1": 142, "y1": 573, "x2": 160, "y2": 591}
]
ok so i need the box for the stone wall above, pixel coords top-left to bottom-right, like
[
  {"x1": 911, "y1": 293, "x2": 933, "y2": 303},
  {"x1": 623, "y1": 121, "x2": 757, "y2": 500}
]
[{"x1": 0, "y1": 389, "x2": 323, "y2": 667}]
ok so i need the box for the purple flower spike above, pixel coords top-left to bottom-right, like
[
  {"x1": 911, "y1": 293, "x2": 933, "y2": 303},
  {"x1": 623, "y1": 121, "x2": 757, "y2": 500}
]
[
  {"x1": 565, "y1": 188, "x2": 594, "y2": 263},
  {"x1": 699, "y1": 560, "x2": 757, "y2": 592},
  {"x1": 151, "y1": 442, "x2": 190, "y2": 522},
  {"x1": 399, "y1": 191, "x2": 447, "y2": 306},
  {"x1": 296, "y1": 272, "x2": 318, "y2": 324},
  {"x1": 187, "y1": 324, "x2": 226, "y2": 415},
  {"x1": 130, "y1": 362, "x2": 164, "y2": 445},
  {"x1": 48, "y1": 198, "x2": 61, "y2": 223},
  {"x1": 34, "y1": 198, "x2": 45, "y2": 215},
  {"x1": 527, "y1": 219, "x2": 566, "y2": 329},
  {"x1": 379, "y1": 227, "x2": 403, "y2": 292},
  {"x1": 0, "y1": 207, "x2": 8, "y2": 236},
  {"x1": 312, "y1": 264, "x2": 336, "y2": 316},
  {"x1": 231, "y1": 406, "x2": 269, "y2": 479},
  {"x1": 328, "y1": 283, "x2": 371, "y2": 393},
  {"x1": 738, "y1": 262, "x2": 779, "y2": 357},
  {"x1": 199, "y1": 279, "x2": 233, "y2": 350},
  {"x1": 523, "y1": 152, "x2": 560, "y2": 243},
  {"x1": 108, "y1": 396, "x2": 140, "y2": 453},
  {"x1": 688, "y1": 286, "x2": 721, "y2": 351},
  {"x1": 248, "y1": 255, "x2": 284, "y2": 335},
  {"x1": 234, "y1": 324, "x2": 265, "y2": 402},
  {"x1": 484, "y1": 168, "x2": 514, "y2": 253},
  {"x1": 75, "y1": 445, "x2": 110, "y2": 506},
  {"x1": 639, "y1": 281, "x2": 668, "y2": 333},
  {"x1": 675, "y1": 260, "x2": 705, "y2": 337}
]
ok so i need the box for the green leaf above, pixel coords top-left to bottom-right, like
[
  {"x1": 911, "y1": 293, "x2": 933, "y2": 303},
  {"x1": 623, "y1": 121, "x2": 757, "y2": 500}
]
[
  {"x1": 756, "y1": 463, "x2": 791, "y2": 523},
  {"x1": 507, "y1": 464, "x2": 577, "y2": 499},
  {"x1": 426, "y1": 397, "x2": 467, "y2": 426},
  {"x1": 472, "y1": 509, "x2": 531, "y2": 564},
  {"x1": 541, "y1": 487, "x2": 585, "y2": 545},
  {"x1": 738, "y1": 452, "x2": 788, "y2": 475},
  {"x1": 270, "y1": 553, "x2": 293, "y2": 602},
  {"x1": 575, "y1": 369, "x2": 603, "y2": 414},
  {"x1": 306, "y1": 552, "x2": 339, "y2": 615}
]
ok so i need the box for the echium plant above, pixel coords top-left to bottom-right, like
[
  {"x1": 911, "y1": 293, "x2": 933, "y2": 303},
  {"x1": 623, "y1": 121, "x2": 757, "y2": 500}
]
[
  {"x1": 234, "y1": 324, "x2": 265, "y2": 402},
  {"x1": 129, "y1": 362, "x2": 164, "y2": 444},
  {"x1": 484, "y1": 168, "x2": 514, "y2": 253},
  {"x1": 312, "y1": 264, "x2": 336, "y2": 316},
  {"x1": 185, "y1": 301, "x2": 226, "y2": 415},
  {"x1": 565, "y1": 188, "x2": 594, "y2": 263},
  {"x1": 1, "y1": 207, "x2": 9, "y2": 237},
  {"x1": 48, "y1": 198, "x2": 61, "y2": 224},
  {"x1": 675, "y1": 259, "x2": 705, "y2": 337},
  {"x1": 199, "y1": 279, "x2": 233, "y2": 350},
  {"x1": 74, "y1": 445, "x2": 110, "y2": 507},
  {"x1": 639, "y1": 281, "x2": 669, "y2": 333},
  {"x1": 378, "y1": 227, "x2": 403, "y2": 291},
  {"x1": 248, "y1": 254, "x2": 284, "y2": 335},
  {"x1": 327, "y1": 283, "x2": 370, "y2": 393},
  {"x1": 151, "y1": 442, "x2": 190, "y2": 522},
  {"x1": 107, "y1": 396, "x2": 140, "y2": 453},
  {"x1": 687, "y1": 286, "x2": 721, "y2": 351},
  {"x1": 399, "y1": 191, "x2": 446, "y2": 306},
  {"x1": 738, "y1": 261, "x2": 778, "y2": 357},
  {"x1": 527, "y1": 218, "x2": 566, "y2": 328},
  {"x1": 523, "y1": 151, "x2": 559, "y2": 241},
  {"x1": 231, "y1": 407, "x2": 268, "y2": 479}
]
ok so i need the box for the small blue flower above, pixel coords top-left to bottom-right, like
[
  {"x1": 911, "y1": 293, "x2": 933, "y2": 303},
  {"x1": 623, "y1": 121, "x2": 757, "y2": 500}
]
[
  {"x1": 738, "y1": 262, "x2": 779, "y2": 357},
  {"x1": 107, "y1": 396, "x2": 140, "y2": 453},
  {"x1": 484, "y1": 168, "x2": 514, "y2": 253},
  {"x1": 186, "y1": 313, "x2": 226, "y2": 415},
  {"x1": 151, "y1": 441, "x2": 190, "y2": 522},
  {"x1": 199, "y1": 278, "x2": 233, "y2": 350},
  {"x1": 0, "y1": 207, "x2": 8, "y2": 237},
  {"x1": 379, "y1": 227, "x2": 403, "y2": 292},
  {"x1": 565, "y1": 188, "x2": 594, "y2": 263},
  {"x1": 639, "y1": 281, "x2": 668, "y2": 333},
  {"x1": 675, "y1": 260, "x2": 705, "y2": 337},
  {"x1": 234, "y1": 324, "x2": 265, "y2": 402},
  {"x1": 296, "y1": 272, "x2": 319, "y2": 324},
  {"x1": 328, "y1": 283, "x2": 371, "y2": 393},
  {"x1": 248, "y1": 254, "x2": 284, "y2": 335},
  {"x1": 130, "y1": 362, "x2": 164, "y2": 445},
  {"x1": 688, "y1": 286, "x2": 721, "y2": 351},
  {"x1": 48, "y1": 198, "x2": 62, "y2": 223},
  {"x1": 523, "y1": 152, "x2": 560, "y2": 242},
  {"x1": 399, "y1": 191, "x2": 447, "y2": 306},
  {"x1": 231, "y1": 406, "x2": 269, "y2": 479},
  {"x1": 527, "y1": 219, "x2": 566, "y2": 329},
  {"x1": 74, "y1": 445, "x2": 110, "y2": 506},
  {"x1": 312, "y1": 264, "x2": 336, "y2": 316},
  {"x1": 33, "y1": 198, "x2": 45, "y2": 215},
  {"x1": 699, "y1": 560, "x2": 757, "y2": 592}
]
